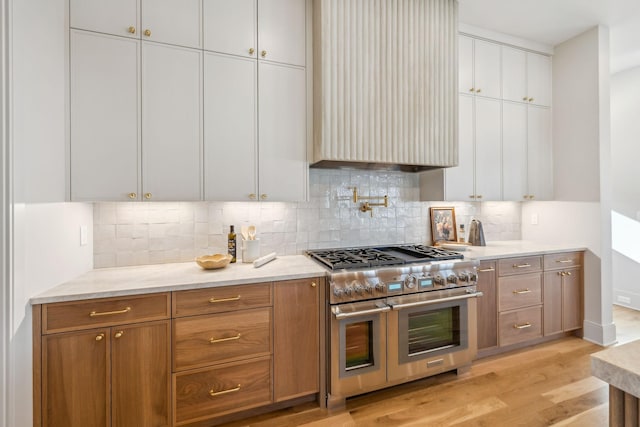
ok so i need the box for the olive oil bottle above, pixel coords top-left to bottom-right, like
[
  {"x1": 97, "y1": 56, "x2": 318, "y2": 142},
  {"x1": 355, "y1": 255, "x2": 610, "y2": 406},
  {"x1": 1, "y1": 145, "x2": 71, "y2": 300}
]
[{"x1": 228, "y1": 225, "x2": 237, "y2": 263}]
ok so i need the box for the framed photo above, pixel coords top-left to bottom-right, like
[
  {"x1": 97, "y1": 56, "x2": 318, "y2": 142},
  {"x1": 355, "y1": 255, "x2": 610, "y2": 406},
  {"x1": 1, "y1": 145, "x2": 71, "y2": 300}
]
[{"x1": 430, "y1": 207, "x2": 457, "y2": 244}]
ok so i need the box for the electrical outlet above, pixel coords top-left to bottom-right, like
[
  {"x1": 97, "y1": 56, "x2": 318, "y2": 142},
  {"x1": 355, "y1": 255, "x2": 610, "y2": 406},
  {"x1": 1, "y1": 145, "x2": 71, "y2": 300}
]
[
  {"x1": 617, "y1": 295, "x2": 631, "y2": 305},
  {"x1": 531, "y1": 213, "x2": 538, "y2": 225},
  {"x1": 80, "y1": 225, "x2": 88, "y2": 246}
]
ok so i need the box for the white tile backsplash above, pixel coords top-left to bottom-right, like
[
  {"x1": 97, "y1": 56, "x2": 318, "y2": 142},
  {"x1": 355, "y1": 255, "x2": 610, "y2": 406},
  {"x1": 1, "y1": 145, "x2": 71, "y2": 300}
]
[{"x1": 93, "y1": 169, "x2": 522, "y2": 268}]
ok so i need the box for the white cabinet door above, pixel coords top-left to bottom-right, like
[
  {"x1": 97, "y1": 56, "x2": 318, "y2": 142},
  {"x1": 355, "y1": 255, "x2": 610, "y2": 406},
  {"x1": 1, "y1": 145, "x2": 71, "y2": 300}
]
[
  {"x1": 70, "y1": 0, "x2": 139, "y2": 38},
  {"x1": 203, "y1": 0, "x2": 257, "y2": 58},
  {"x1": 204, "y1": 52, "x2": 258, "y2": 201},
  {"x1": 502, "y1": 102, "x2": 528, "y2": 201},
  {"x1": 258, "y1": 62, "x2": 307, "y2": 201},
  {"x1": 502, "y1": 46, "x2": 527, "y2": 104},
  {"x1": 474, "y1": 97, "x2": 502, "y2": 201},
  {"x1": 258, "y1": 0, "x2": 306, "y2": 66},
  {"x1": 70, "y1": 30, "x2": 140, "y2": 201},
  {"x1": 445, "y1": 95, "x2": 475, "y2": 201},
  {"x1": 527, "y1": 106, "x2": 553, "y2": 200},
  {"x1": 459, "y1": 35, "x2": 474, "y2": 95},
  {"x1": 141, "y1": 0, "x2": 201, "y2": 48},
  {"x1": 473, "y1": 40, "x2": 501, "y2": 99},
  {"x1": 142, "y1": 42, "x2": 202, "y2": 201},
  {"x1": 527, "y1": 53, "x2": 552, "y2": 107}
]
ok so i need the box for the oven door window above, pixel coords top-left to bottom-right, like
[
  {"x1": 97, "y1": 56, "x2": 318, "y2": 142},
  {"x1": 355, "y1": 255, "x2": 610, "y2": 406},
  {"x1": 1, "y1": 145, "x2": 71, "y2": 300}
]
[
  {"x1": 398, "y1": 299, "x2": 468, "y2": 363},
  {"x1": 339, "y1": 314, "x2": 383, "y2": 378}
]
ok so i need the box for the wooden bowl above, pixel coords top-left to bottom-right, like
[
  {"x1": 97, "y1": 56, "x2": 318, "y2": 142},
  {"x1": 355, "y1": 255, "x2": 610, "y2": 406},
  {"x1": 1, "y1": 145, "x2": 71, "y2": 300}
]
[{"x1": 195, "y1": 254, "x2": 233, "y2": 270}]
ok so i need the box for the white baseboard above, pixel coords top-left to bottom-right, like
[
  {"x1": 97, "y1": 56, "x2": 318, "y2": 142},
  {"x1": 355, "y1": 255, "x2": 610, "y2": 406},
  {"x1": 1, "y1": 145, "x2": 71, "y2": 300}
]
[{"x1": 583, "y1": 319, "x2": 618, "y2": 347}]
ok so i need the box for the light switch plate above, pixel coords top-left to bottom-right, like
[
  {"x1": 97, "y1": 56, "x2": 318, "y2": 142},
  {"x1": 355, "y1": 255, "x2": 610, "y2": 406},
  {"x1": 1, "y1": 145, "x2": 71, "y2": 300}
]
[{"x1": 531, "y1": 213, "x2": 539, "y2": 225}]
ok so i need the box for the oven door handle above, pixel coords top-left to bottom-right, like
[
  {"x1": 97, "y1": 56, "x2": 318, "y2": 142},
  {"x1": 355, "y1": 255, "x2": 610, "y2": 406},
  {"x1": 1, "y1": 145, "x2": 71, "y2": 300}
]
[
  {"x1": 332, "y1": 305, "x2": 390, "y2": 319},
  {"x1": 388, "y1": 291, "x2": 484, "y2": 310}
]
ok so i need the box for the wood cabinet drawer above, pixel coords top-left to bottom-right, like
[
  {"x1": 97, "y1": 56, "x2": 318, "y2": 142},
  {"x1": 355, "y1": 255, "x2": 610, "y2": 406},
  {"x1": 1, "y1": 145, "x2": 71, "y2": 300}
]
[
  {"x1": 173, "y1": 307, "x2": 271, "y2": 371},
  {"x1": 498, "y1": 256, "x2": 542, "y2": 276},
  {"x1": 499, "y1": 306, "x2": 542, "y2": 347},
  {"x1": 174, "y1": 356, "x2": 272, "y2": 426},
  {"x1": 173, "y1": 283, "x2": 272, "y2": 317},
  {"x1": 498, "y1": 273, "x2": 542, "y2": 311},
  {"x1": 43, "y1": 293, "x2": 171, "y2": 334},
  {"x1": 544, "y1": 252, "x2": 583, "y2": 270}
]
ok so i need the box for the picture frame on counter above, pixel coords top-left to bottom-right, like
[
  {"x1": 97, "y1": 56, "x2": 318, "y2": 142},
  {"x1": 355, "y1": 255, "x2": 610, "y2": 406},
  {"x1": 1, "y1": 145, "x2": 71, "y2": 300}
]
[{"x1": 430, "y1": 207, "x2": 457, "y2": 244}]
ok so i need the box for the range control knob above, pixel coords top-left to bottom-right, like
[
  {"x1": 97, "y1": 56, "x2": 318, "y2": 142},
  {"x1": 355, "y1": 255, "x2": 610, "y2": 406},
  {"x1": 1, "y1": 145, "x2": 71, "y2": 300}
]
[
  {"x1": 354, "y1": 284, "x2": 365, "y2": 294},
  {"x1": 333, "y1": 287, "x2": 344, "y2": 298},
  {"x1": 468, "y1": 273, "x2": 478, "y2": 283},
  {"x1": 458, "y1": 273, "x2": 469, "y2": 282},
  {"x1": 447, "y1": 275, "x2": 458, "y2": 284},
  {"x1": 433, "y1": 275, "x2": 445, "y2": 286},
  {"x1": 343, "y1": 286, "x2": 354, "y2": 296},
  {"x1": 375, "y1": 282, "x2": 386, "y2": 292},
  {"x1": 404, "y1": 274, "x2": 417, "y2": 289},
  {"x1": 363, "y1": 283, "x2": 374, "y2": 294}
]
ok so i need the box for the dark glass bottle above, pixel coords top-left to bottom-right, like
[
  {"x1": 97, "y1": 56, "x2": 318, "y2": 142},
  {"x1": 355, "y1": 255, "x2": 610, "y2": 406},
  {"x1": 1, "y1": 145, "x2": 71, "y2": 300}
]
[{"x1": 228, "y1": 225, "x2": 237, "y2": 263}]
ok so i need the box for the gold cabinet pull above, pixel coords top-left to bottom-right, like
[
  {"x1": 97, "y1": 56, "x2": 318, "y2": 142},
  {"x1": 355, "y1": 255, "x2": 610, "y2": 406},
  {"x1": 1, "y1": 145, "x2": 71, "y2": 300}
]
[
  {"x1": 248, "y1": 193, "x2": 257, "y2": 200},
  {"x1": 522, "y1": 96, "x2": 528, "y2": 101},
  {"x1": 565, "y1": 271, "x2": 572, "y2": 276},
  {"x1": 261, "y1": 50, "x2": 267, "y2": 58},
  {"x1": 311, "y1": 282, "x2": 317, "y2": 288},
  {"x1": 114, "y1": 331, "x2": 124, "y2": 339},
  {"x1": 529, "y1": 195, "x2": 535, "y2": 200},
  {"x1": 513, "y1": 263, "x2": 531, "y2": 269},
  {"x1": 476, "y1": 195, "x2": 483, "y2": 199},
  {"x1": 89, "y1": 306, "x2": 131, "y2": 317},
  {"x1": 128, "y1": 192, "x2": 137, "y2": 199},
  {"x1": 478, "y1": 267, "x2": 495, "y2": 272},
  {"x1": 513, "y1": 322, "x2": 532, "y2": 329},
  {"x1": 249, "y1": 48, "x2": 255, "y2": 55},
  {"x1": 144, "y1": 193, "x2": 152, "y2": 200},
  {"x1": 513, "y1": 289, "x2": 531, "y2": 295},
  {"x1": 128, "y1": 26, "x2": 136, "y2": 34},
  {"x1": 475, "y1": 88, "x2": 482, "y2": 93},
  {"x1": 528, "y1": 97, "x2": 534, "y2": 102},
  {"x1": 144, "y1": 29, "x2": 151, "y2": 37},
  {"x1": 558, "y1": 271, "x2": 564, "y2": 276},
  {"x1": 208, "y1": 295, "x2": 241, "y2": 303},
  {"x1": 209, "y1": 384, "x2": 241, "y2": 397},
  {"x1": 95, "y1": 333, "x2": 105, "y2": 341},
  {"x1": 209, "y1": 334, "x2": 241, "y2": 344},
  {"x1": 469, "y1": 88, "x2": 475, "y2": 92},
  {"x1": 260, "y1": 194, "x2": 267, "y2": 200},
  {"x1": 556, "y1": 259, "x2": 573, "y2": 264}
]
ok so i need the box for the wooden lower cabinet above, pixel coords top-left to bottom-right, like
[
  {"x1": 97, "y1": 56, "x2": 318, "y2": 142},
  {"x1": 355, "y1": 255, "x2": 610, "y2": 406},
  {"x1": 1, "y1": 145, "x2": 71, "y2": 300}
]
[
  {"x1": 41, "y1": 321, "x2": 171, "y2": 427},
  {"x1": 498, "y1": 306, "x2": 543, "y2": 347},
  {"x1": 476, "y1": 260, "x2": 498, "y2": 351},
  {"x1": 544, "y1": 265, "x2": 583, "y2": 335}
]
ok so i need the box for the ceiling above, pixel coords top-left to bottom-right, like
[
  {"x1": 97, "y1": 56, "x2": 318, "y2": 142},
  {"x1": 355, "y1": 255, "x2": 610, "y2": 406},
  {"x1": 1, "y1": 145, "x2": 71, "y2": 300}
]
[{"x1": 458, "y1": 0, "x2": 640, "y2": 74}]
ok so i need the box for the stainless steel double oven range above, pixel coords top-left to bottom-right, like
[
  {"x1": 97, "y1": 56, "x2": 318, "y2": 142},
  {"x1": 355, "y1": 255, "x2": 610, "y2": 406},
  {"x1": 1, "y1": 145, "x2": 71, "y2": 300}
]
[{"x1": 307, "y1": 244, "x2": 482, "y2": 408}]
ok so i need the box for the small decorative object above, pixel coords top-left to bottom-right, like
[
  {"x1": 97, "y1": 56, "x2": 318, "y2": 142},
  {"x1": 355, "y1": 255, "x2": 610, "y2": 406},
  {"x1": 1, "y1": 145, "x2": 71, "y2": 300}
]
[
  {"x1": 195, "y1": 254, "x2": 233, "y2": 270},
  {"x1": 430, "y1": 207, "x2": 457, "y2": 245}
]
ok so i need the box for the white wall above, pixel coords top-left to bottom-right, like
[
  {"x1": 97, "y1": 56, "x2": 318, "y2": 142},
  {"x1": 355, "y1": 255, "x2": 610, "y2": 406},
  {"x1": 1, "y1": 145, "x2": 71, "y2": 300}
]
[{"x1": 610, "y1": 65, "x2": 640, "y2": 311}]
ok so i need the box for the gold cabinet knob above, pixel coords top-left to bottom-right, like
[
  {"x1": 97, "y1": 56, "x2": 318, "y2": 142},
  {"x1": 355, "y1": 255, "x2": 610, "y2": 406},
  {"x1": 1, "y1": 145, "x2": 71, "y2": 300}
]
[
  {"x1": 523, "y1": 96, "x2": 528, "y2": 101},
  {"x1": 128, "y1": 192, "x2": 137, "y2": 199},
  {"x1": 114, "y1": 331, "x2": 124, "y2": 339},
  {"x1": 476, "y1": 195, "x2": 483, "y2": 199},
  {"x1": 144, "y1": 29, "x2": 151, "y2": 37},
  {"x1": 128, "y1": 26, "x2": 136, "y2": 34},
  {"x1": 249, "y1": 193, "x2": 257, "y2": 200},
  {"x1": 469, "y1": 88, "x2": 475, "y2": 92},
  {"x1": 144, "y1": 193, "x2": 152, "y2": 200},
  {"x1": 95, "y1": 333, "x2": 105, "y2": 341},
  {"x1": 529, "y1": 195, "x2": 534, "y2": 200},
  {"x1": 249, "y1": 48, "x2": 255, "y2": 55},
  {"x1": 469, "y1": 195, "x2": 475, "y2": 199},
  {"x1": 260, "y1": 194, "x2": 267, "y2": 200},
  {"x1": 528, "y1": 98, "x2": 534, "y2": 102},
  {"x1": 475, "y1": 88, "x2": 482, "y2": 93},
  {"x1": 261, "y1": 50, "x2": 267, "y2": 58},
  {"x1": 311, "y1": 282, "x2": 317, "y2": 288}
]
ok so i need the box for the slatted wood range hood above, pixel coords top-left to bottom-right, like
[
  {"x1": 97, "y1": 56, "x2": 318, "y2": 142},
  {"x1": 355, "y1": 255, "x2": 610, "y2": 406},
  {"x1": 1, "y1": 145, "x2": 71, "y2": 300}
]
[{"x1": 312, "y1": 0, "x2": 459, "y2": 172}]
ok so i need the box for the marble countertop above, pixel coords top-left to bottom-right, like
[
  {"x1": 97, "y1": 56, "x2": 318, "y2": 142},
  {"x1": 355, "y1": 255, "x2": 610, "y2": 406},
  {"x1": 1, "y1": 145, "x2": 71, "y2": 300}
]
[
  {"x1": 31, "y1": 255, "x2": 327, "y2": 305},
  {"x1": 462, "y1": 240, "x2": 586, "y2": 260},
  {"x1": 591, "y1": 340, "x2": 640, "y2": 397}
]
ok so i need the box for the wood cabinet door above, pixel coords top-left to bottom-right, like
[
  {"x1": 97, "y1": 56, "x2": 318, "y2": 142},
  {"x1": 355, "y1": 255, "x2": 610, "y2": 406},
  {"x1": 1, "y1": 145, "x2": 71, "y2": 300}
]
[
  {"x1": 562, "y1": 267, "x2": 582, "y2": 331},
  {"x1": 527, "y1": 52, "x2": 552, "y2": 107},
  {"x1": 258, "y1": 62, "x2": 307, "y2": 202},
  {"x1": 42, "y1": 329, "x2": 110, "y2": 427},
  {"x1": 274, "y1": 278, "x2": 319, "y2": 402},
  {"x1": 474, "y1": 97, "x2": 502, "y2": 201},
  {"x1": 203, "y1": 0, "x2": 257, "y2": 57},
  {"x1": 70, "y1": 30, "x2": 140, "y2": 201},
  {"x1": 502, "y1": 46, "x2": 527, "y2": 104},
  {"x1": 70, "y1": 0, "x2": 139, "y2": 38},
  {"x1": 445, "y1": 95, "x2": 475, "y2": 201},
  {"x1": 203, "y1": 52, "x2": 258, "y2": 201},
  {"x1": 476, "y1": 261, "x2": 497, "y2": 351},
  {"x1": 473, "y1": 39, "x2": 501, "y2": 99},
  {"x1": 543, "y1": 271, "x2": 563, "y2": 335},
  {"x1": 141, "y1": 0, "x2": 201, "y2": 48},
  {"x1": 502, "y1": 101, "x2": 528, "y2": 201},
  {"x1": 458, "y1": 35, "x2": 474, "y2": 94},
  {"x1": 258, "y1": 0, "x2": 306, "y2": 67},
  {"x1": 527, "y1": 106, "x2": 553, "y2": 200},
  {"x1": 111, "y1": 321, "x2": 171, "y2": 427},
  {"x1": 142, "y1": 42, "x2": 202, "y2": 201}
]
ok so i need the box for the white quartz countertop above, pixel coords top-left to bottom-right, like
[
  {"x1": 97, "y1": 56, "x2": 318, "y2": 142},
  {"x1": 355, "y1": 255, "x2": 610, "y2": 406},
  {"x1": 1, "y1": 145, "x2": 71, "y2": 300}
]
[
  {"x1": 30, "y1": 255, "x2": 327, "y2": 305},
  {"x1": 591, "y1": 340, "x2": 640, "y2": 397},
  {"x1": 461, "y1": 240, "x2": 586, "y2": 260}
]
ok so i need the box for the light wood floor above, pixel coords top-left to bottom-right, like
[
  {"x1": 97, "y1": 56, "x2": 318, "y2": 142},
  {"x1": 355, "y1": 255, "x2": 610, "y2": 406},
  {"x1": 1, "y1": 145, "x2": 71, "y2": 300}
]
[{"x1": 221, "y1": 305, "x2": 639, "y2": 427}]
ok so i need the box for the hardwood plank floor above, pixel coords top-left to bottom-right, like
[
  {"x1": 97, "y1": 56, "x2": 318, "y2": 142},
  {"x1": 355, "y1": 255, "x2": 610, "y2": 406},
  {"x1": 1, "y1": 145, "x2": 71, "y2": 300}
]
[{"x1": 220, "y1": 305, "x2": 638, "y2": 427}]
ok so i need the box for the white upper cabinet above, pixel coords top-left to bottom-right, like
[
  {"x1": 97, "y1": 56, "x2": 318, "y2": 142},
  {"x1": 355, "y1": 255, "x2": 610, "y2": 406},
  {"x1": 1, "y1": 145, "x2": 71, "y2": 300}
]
[
  {"x1": 70, "y1": 30, "x2": 140, "y2": 201},
  {"x1": 141, "y1": 0, "x2": 202, "y2": 48},
  {"x1": 474, "y1": 97, "x2": 502, "y2": 200},
  {"x1": 502, "y1": 46, "x2": 551, "y2": 107},
  {"x1": 502, "y1": 101, "x2": 528, "y2": 200},
  {"x1": 142, "y1": 43, "x2": 202, "y2": 201},
  {"x1": 445, "y1": 95, "x2": 475, "y2": 201},
  {"x1": 527, "y1": 105, "x2": 553, "y2": 200},
  {"x1": 70, "y1": 0, "x2": 201, "y2": 48},
  {"x1": 258, "y1": 0, "x2": 306, "y2": 66},
  {"x1": 203, "y1": 0, "x2": 257, "y2": 58},
  {"x1": 70, "y1": 0, "x2": 139, "y2": 38},
  {"x1": 204, "y1": 53, "x2": 258, "y2": 201},
  {"x1": 258, "y1": 62, "x2": 307, "y2": 201},
  {"x1": 459, "y1": 35, "x2": 501, "y2": 98}
]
